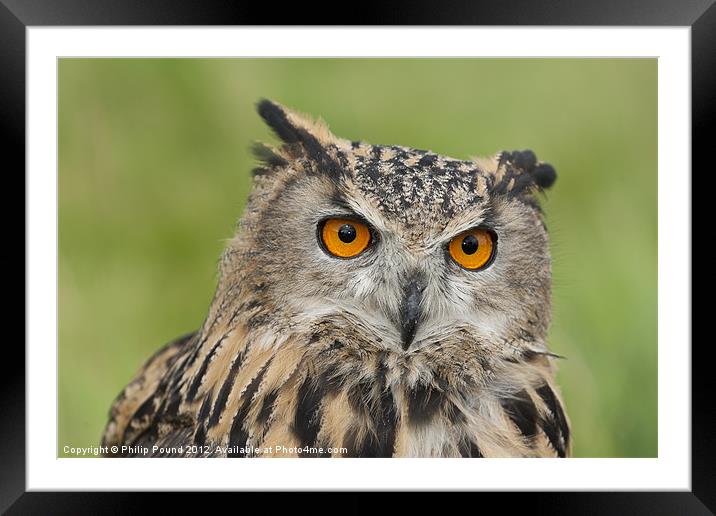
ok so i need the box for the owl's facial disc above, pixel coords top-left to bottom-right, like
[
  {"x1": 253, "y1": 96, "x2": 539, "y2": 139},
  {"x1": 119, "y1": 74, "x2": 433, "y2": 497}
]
[{"x1": 314, "y1": 209, "x2": 502, "y2": 351}]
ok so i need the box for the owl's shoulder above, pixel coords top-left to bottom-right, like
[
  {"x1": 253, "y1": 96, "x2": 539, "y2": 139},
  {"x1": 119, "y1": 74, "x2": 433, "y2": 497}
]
[{"x1": 101, "y1": 331, "x2": 196, "y2": 451}]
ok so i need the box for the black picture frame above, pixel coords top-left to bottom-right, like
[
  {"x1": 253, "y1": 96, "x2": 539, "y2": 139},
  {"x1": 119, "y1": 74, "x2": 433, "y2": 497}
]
[{"x1": 2, "y1": 1, "x2": 708, "y2": 512}]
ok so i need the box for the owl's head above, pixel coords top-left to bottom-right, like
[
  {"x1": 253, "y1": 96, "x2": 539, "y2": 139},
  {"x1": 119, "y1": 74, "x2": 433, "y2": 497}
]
[{"x1": 221, "y1": 100, "x2": 557, "y2": 368}]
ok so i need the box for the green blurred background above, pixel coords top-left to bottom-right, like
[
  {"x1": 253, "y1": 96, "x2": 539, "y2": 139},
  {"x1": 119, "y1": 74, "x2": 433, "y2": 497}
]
[{"x1": 58, "y1": 58, "x2": 657, "y2": 458}]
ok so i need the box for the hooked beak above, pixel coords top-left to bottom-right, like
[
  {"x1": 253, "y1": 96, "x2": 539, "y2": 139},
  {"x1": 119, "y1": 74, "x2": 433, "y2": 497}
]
[{"x1": 399, "y1": 277, "x2": 425, "y2": 350}]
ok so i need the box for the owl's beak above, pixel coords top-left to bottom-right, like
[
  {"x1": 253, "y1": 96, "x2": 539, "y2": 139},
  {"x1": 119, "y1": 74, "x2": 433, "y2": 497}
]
[{"x1": 399, "y1": 277, "x2": 425, "y2": 350}]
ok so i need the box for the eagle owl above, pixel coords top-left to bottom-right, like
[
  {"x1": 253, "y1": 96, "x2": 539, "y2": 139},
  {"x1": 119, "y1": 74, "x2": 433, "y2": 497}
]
[{"x1": 102, "y1": 100, "x2": 570, "y2": 458}]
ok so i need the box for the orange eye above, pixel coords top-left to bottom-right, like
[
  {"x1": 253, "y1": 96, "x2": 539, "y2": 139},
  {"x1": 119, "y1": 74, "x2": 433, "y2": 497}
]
[
  {"x1": 320, "y1": 218, "x2": 372, "y2": 258},
  {"x1": 448, "y1": 228, "x2": 496, "y2": 270}
]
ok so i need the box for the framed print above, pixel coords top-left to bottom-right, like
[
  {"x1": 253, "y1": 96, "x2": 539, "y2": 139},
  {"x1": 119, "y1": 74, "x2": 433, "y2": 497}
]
[{"x1": 2, "y1": 0, "x2": 709, "y2": 512}]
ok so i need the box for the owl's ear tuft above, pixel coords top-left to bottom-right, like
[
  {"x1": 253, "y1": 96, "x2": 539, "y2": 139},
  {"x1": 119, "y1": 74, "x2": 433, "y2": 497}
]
[
  {"x1": 257, "y1": 99, "x2": 303, "y2": 145},
  {"x1": 255, "y1": 99, "x2": 346, "y2": 180},
  {"x1": 497, "y1": 150, "x2": 557, "y2": 193},
  {"x1": 532, "y1": 163, "x2": 557, "y2": 189},
  {"x1": 250, "y1": 142, "x2": 289, "y2": 176},
  {"x1": 256, "y1": 99, "x2": 339, "y2": 148}
]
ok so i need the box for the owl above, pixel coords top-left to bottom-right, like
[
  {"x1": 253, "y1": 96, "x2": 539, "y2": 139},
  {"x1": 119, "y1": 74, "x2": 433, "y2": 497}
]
[{"x1": 101, "y1": 100, "x2": 570, "y2": 458}]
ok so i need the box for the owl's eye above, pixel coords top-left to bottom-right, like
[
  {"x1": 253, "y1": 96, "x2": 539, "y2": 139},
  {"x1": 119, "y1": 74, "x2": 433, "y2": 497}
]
[
  {"x1": 320, "y1": 218, "x2": 372, "y2": 258},
  {"x1": 448, "y1": 228, "x2": 496, "y2": 270}
]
